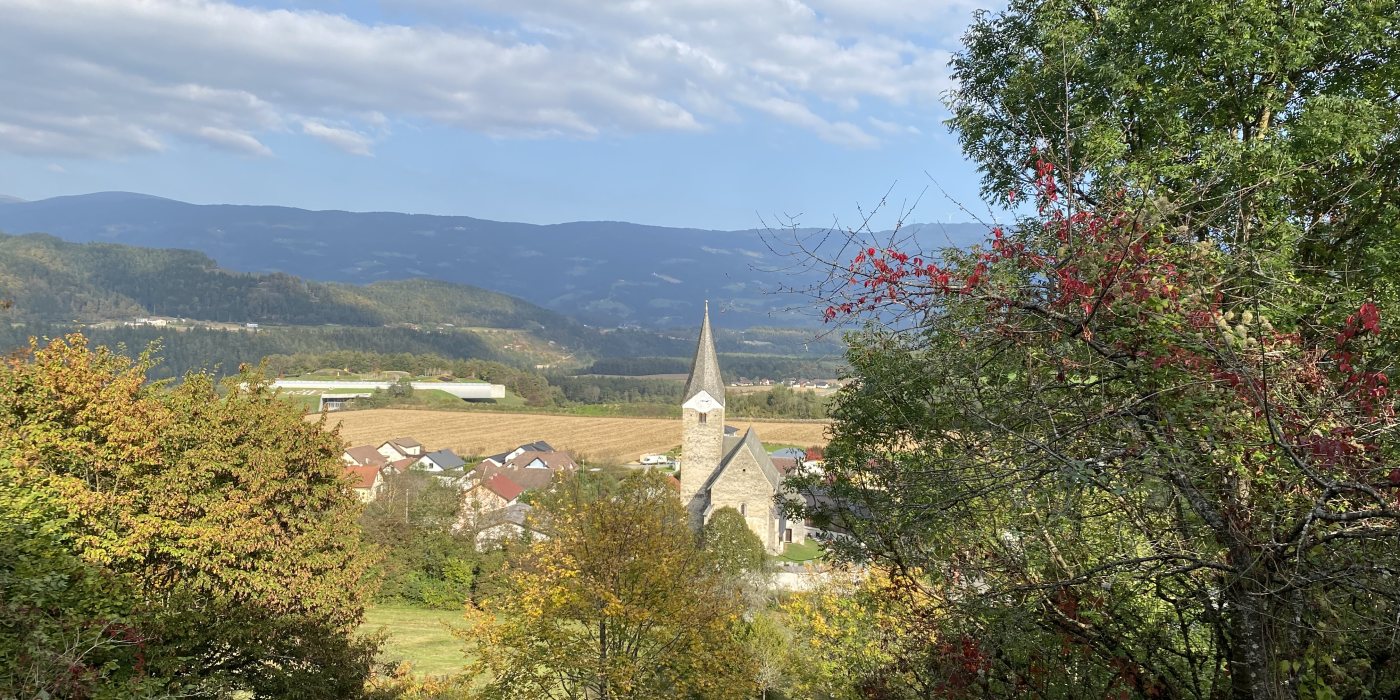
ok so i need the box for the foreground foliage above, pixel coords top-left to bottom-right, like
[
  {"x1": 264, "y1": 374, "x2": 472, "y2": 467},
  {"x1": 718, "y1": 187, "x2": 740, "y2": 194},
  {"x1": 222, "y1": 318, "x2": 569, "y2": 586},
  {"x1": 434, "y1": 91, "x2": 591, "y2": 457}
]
[
  {"x1": 0, "y1": 336, "x2": 377, "y2": 698},
  {"x1": 465, "y1": 472, "x2": 756, "y2": 699},
  {"x1": 797, "y1": 177, "x2": 1400, "y2": 697},
  {"x1": 362, "y1": 472, "x2": 504, "y2": 610}
]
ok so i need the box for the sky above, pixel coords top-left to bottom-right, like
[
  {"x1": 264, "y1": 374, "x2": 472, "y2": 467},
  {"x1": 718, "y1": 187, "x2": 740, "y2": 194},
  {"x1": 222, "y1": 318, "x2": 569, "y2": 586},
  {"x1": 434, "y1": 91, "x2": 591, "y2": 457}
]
[{"x1": 0, "y1": 0, "x2": 997, "y2": 231}]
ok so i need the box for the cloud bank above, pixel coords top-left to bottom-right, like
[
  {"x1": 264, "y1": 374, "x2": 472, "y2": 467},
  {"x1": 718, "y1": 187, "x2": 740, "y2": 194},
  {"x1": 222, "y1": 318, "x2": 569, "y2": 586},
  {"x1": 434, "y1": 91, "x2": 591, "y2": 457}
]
[{"x1": 0, "y1": 0, "x2": 975, "y2": 158}]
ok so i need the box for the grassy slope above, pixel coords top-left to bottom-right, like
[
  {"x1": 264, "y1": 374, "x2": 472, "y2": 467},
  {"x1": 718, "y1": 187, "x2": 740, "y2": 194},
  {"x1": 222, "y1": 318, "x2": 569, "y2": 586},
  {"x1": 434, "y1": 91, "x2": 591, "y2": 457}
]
[{"x1": 363, "y1": 605, "x2": 474, "y2": 677}]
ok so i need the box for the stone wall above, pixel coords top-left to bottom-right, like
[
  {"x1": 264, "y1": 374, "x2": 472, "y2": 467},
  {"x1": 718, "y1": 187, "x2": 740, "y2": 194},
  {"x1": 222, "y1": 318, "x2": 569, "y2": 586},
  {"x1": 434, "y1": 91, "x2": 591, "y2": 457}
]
[
  {"x1": 679, "y1": 405, "x2": 724, "y2": 528},
  {"x1": 711, "y1": 446, "x2": 781, "y2": 552}
]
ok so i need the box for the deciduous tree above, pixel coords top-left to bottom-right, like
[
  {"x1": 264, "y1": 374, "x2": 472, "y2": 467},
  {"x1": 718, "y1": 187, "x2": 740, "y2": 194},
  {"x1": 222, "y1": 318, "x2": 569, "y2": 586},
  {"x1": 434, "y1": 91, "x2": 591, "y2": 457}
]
[
  {"x1": 794, "y1": 166, "x2": 1400, "y2": 697},
  {"x1": 948, "y1": 0, "x2": 1400, "y2": 286},
  {"x1": 464, "y1": 471, "x2": 755, "y2": 699},
  {"x1": 0, "y1": 335, "x2": 377, "y2": 697}
]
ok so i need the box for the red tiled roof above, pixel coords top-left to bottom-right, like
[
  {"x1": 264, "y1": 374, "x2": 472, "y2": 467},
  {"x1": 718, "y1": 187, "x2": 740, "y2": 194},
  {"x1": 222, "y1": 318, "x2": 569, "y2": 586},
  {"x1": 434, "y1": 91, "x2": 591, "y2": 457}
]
[
  {"x1": 386, "y1": 457, "x2": 416, "y2": 474},
  {"x1": 483, "y1": 474, "x2": 525, "y2": 502},
  {"x1": 344, "y1": 465, "x2": 381, "y2": 489},
  {"x1": 665, "y1": 475, "x2": 682, "y2": 490}
]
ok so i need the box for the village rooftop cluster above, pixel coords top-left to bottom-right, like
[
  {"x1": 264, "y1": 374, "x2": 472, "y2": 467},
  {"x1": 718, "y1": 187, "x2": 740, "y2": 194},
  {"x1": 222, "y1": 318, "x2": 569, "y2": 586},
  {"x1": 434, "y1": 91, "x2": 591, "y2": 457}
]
[{"x1": 341, "y1": 437, "x2": 579, "y2": 548}]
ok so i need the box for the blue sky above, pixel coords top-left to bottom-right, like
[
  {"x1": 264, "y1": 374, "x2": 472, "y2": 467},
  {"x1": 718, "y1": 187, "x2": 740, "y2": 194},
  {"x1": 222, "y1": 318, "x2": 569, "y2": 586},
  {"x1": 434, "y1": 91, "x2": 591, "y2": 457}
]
[{"x1": 0, "y1": 0, "x2": 995, "y2": 231}]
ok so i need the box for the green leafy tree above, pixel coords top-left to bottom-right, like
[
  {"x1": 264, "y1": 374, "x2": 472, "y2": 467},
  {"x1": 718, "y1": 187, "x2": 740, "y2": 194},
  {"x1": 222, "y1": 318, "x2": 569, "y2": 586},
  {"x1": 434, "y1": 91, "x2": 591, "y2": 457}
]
[
  {"x1": 362, "y1": 472, "x2": 490, "y2": 609},
  {"x1": 0, "y1": 335, "x2": 377, "y2": 697},
  {"x1": 388, "y1": 376, "x2": 416, "y2": 399},
  {"x1": 797, "y1": 164, "x2": 1400, "y2": 698},
  {"x1": 465, "y1": 471, "x2": 756, "y2": 699},
  {"x1": 0, "y1": 458, "x2": 162, "y2": 697},
  {"x1": 703, "y1": 506, "x2": 768, "y2": 578},
  {"x1": 948, "y1": 0, "x2": 1400, "y2": 295}
]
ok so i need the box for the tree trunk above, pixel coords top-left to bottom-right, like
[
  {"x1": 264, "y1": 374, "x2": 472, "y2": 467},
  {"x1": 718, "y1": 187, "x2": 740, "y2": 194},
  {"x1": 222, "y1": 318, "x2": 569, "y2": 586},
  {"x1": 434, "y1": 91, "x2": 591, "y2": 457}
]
[
  {"x1": 598, "y1": 618, "x2": 608, "y2": 700},
  {"x1": 1226, "y1": 566, "x2": 1290, "y2": 700}
]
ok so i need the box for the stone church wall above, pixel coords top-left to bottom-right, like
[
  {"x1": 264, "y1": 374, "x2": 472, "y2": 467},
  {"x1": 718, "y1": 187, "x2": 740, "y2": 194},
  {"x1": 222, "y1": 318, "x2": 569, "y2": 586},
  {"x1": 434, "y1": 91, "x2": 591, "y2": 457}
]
[
  {"x1": 710, "y1": 447, "x2": 780, "y2": 552},
  {"x1": 679, "y1": 406, "x2": 724, "y2": 527}
]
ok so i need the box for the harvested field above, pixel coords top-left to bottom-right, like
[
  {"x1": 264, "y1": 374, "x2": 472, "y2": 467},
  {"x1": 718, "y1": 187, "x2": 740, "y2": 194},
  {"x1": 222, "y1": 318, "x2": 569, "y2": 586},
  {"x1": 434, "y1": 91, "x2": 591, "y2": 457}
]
[{"x1": 318, "y1": 408, "x2": 829, "y2": 463}]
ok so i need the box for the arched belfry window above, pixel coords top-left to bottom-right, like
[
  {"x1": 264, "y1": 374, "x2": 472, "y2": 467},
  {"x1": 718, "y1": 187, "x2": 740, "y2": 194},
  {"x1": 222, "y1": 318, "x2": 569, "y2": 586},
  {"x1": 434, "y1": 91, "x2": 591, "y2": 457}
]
[{"x1": 698, "y1": 412, "x2": 707, "y2": 424}]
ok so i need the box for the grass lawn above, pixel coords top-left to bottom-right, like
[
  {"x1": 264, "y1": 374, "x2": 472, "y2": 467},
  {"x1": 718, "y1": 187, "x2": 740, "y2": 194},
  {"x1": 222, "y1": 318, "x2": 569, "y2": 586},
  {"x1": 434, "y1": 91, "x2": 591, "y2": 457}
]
[
  {"x1": 277, "y1": 393, "x2": 324, "y2": 413},
  {"x1": 363, "y1": 604, "x2": 473, "y2": 677},
  {"x1": 776, "y1": 539, "x2": 825, "y2": 564}
]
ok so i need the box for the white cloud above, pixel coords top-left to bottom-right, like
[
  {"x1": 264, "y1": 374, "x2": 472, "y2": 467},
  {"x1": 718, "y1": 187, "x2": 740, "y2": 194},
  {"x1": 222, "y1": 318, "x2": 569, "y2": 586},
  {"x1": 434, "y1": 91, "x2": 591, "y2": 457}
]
[
  {"x1": 302, "y1": 119, "x2": 374, "y2": 156},
  {"x1": 46, "y1": 163, "x2": 67, "y2": 173},
  {"x1": 868, "y1": 117, "x2": 922, "y2": 137},
  {"x1": 0, "y1": 0, "x2": 981, "y2": 158},
  {"x1": 196, "y1": 126, "x2": 273, "y2": 157}
]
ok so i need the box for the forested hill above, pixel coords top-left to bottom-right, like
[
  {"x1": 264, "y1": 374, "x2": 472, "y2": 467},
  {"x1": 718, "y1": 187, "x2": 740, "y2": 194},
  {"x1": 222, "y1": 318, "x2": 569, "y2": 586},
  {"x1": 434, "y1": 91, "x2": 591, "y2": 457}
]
[
  {"x1": 0, "y1": 192, "x2": 988, "y2": 327},
  {"x1": 0, "y1": 231, "x2": 582, "y2": 333}
]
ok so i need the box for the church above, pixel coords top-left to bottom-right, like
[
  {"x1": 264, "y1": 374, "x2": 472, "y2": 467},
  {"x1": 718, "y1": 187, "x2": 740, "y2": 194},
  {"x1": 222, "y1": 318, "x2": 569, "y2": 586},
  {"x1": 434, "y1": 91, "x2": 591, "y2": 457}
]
[{"x1": 678, "y1": 303, "x2": 807, "y2": 554}]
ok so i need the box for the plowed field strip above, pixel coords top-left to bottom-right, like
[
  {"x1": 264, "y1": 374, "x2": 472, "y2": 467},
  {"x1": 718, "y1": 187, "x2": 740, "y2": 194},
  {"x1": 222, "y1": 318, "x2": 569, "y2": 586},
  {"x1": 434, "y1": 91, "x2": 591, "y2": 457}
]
[{"x1": 317, "y1": 409, "x2": 829, "y2": 462}]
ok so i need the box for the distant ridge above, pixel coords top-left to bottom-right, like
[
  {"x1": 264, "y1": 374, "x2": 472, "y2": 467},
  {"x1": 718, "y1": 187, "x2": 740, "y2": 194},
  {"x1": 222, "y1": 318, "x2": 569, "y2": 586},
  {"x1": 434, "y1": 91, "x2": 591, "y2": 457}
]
[
  {"x1": 0, "y1": 192, "x2": 990, "y2": 328},
  {"x1": 0, "y1": 194, "x2": 25, "y2": 204},
  {"x1": 0, "y1": 230, "x2": 583, "y2": 334}
]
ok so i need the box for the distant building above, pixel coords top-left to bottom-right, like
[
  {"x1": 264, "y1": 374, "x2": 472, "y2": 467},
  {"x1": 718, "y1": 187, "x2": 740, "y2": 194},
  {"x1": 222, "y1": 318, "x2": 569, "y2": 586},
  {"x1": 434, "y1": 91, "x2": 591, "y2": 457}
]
[
  {"x1": 472, "y1": 444, "x2": 578, "y2": 492},
  {"x1": 320, "y1": 393, "x2": 372, "y2": 411},
  {"x1": 344, "y1": 465, "x2": 384, "y2": 503},
  {"x1": 377, "y1": 437, "x2": 425, "y2": 461},
  {"x1": 414, "y1": 449, "x2": 466, "y2": 472},
  {"x1": 342, "y1": 444, "x2": 387, "y2": 467},
  {"x1": 456, "y1": 442, "x2": 580, "y2": 549},
  {"x1": 471, "y1": 502, "x2": 543, "y2": 549},
  {"x1": 679, "y1": 303, "x2": 806, "y2": 553}
]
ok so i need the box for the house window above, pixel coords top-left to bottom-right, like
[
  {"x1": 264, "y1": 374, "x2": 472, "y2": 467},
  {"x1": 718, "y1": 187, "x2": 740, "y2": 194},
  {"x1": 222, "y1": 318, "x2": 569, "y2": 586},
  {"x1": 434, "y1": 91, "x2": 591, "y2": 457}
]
[
  {"x1": 698, "y1": 412, "x2": 707, "y2": 424},
  {"x1": 740, "y1": 503, "x2": 747, "y2": 516}
]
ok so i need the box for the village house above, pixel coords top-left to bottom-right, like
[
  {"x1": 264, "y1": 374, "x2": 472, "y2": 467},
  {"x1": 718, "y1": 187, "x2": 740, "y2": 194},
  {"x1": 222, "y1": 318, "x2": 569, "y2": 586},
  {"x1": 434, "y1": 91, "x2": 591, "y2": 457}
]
[
  {"x1": 471, "y1": 502, "x2": 542, "y2": 549},
  {"x1": 413, "y1": 449, "x2": 466, "y2": 472},
  {"x1": 679, "y1": 303, "x2": 807, "y2": 554},
  {"x1": 344, "y1": 464, "x2": 383, "y2": 503},
  {"x1": 381, "y1": 457, "x2": 418, "y2": 475},
  {"x1": 342, "y1": 444, "x2": 387, "y2": 467},
  {"x1": 377, "y1": 437, "x2": 425, "y2": 462},
  {"x1": 453, "y1": 441, "x2": 581, "y2": 549}
]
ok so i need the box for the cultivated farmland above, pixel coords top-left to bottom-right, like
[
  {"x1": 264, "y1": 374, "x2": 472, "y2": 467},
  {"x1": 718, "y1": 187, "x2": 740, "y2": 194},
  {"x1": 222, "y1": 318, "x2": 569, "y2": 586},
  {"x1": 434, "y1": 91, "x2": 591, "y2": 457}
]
[{"x1": 318, "y1": 408, "x2": 829, "y2": 463}]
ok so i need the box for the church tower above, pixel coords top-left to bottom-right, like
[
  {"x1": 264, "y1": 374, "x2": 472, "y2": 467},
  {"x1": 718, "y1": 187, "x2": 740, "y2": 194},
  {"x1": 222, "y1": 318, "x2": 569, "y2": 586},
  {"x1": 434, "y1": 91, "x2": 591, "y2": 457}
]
[{"x1": 679, "y1": 301, "x2": 726, "y2": 528}]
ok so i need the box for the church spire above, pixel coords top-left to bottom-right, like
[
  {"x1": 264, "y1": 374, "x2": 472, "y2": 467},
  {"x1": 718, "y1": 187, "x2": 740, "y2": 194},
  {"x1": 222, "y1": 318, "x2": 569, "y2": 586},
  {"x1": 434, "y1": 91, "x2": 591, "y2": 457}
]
[{"x1": 683, "y1": 301, "x2": 725, "y2": 406}]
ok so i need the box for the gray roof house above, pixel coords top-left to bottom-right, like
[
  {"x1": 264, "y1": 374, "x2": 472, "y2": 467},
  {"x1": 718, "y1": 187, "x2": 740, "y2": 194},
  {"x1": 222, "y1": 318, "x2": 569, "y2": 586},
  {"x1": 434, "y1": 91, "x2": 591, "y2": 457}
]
[{"x1": 414, "y1": 449, "x2": 466, "y2": 472}]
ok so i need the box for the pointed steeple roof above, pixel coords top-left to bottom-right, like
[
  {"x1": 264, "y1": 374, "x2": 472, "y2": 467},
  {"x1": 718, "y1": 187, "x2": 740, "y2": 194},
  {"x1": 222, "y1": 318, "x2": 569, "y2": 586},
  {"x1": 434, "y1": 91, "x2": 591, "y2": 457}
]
[{"x1": 683, "y1": 301, "x2": 725, "y2": 406}]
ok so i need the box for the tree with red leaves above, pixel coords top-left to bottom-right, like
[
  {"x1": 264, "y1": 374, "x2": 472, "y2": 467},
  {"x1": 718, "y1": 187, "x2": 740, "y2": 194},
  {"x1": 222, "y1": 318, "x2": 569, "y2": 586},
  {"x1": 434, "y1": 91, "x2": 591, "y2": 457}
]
[{"x1": 788, "y1": 162, "x2": 1400, "y2": 698}]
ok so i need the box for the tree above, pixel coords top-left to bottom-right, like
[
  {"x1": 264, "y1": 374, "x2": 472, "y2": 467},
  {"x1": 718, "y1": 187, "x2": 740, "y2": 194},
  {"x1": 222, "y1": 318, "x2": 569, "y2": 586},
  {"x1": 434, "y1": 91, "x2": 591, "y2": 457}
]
[
  {"x1": 778, "y1": 4, "x2": 1400, "y2": 696},
  {"x1": 0, "y1": 457, "x2": 161, "y2": 698},
  {"x1": 362, "y1": 471, "x2": 486, "y2": 609},
  {"x1": 702, "y1": 506, "x2": 767, "y2": 578},
  {"x1": 800, "y1": 170, "x2": 1400, "y2": 694},
  {"x1": 947, "y1": 0, "x2": 1400, "y2": 295},
  {"x1": 793, "y1": 162, "x2": 1400, "y2": 698},
  {"x1": 777, "y1": 569, "x2": 946, "y2": 700},
  {"x1": 0, "y1": 335, "x2": 377, "y2": 697},
  {"x1": 388, "y1": 376, "x2": 416, "y2": 399},
  {"x1": 464, "y1": 471, "x2": 756, "y2": 699}
]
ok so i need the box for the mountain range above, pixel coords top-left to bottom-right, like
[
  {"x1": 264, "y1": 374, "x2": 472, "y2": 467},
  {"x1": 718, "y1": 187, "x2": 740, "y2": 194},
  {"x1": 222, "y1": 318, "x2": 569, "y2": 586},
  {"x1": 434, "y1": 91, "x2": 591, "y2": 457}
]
[{"x1": 0, "y1": 192, "x2": 987, "y2": 328}]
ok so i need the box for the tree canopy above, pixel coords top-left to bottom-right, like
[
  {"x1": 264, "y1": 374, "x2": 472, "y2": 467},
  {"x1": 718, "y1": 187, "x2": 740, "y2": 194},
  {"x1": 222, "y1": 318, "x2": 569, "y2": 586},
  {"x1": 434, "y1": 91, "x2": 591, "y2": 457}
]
[
  {"x1": 948, "y1": 0, "x2": 1400, "y2": 292},
  {"x1": 465, "y1": 471, "x2": 756, "y2": 699},
  {"x1": 0, "y1": 335, "x2": 377, "y2": 697},
  {"x1": 703, "y1": 506, "x2": 768, "y2": 578}
]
